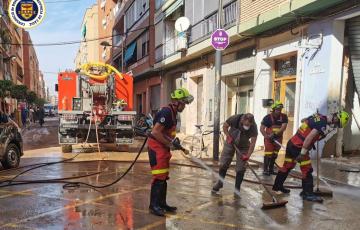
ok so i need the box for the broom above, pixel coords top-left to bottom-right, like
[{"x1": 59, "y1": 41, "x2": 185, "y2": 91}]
[{"x1": 234, "y1": 145, "x2": 288, "y2": 209}]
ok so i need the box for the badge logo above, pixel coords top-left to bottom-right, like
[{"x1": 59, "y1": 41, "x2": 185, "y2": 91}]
[
  {"x1": 160, "y1": 117, "x2": 165, "y2": 123},
  {"x1": 8, "y1": 0, "x2": 46, "y2": 28}
]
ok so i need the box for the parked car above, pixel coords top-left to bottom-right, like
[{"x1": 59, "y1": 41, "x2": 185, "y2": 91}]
[
  {"x1": 44, "y1": 104, "x2": 55, "y2": 117},
  {"x1": 0, "y1": 122, "x2": 23, "y2": 169}
]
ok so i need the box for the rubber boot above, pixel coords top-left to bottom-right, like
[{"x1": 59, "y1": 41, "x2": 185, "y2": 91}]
[
  {"x1": 269, "y1": 155, "x2": 277, "y2": 175},
  {"x1": 234, "y1": 171, "x2": 245, "y2": 198},
  {"x1": 263, "y1": 156, "x2": 270, "y2": 176},
  {"x1": 160, "y1": 181, "x2": 177, "y2": 212},
  {"x1": 212, "y1": 168, "x2": 227, "y2": 193},
  {"x1": 302, "y1": 173, "x2": 323, "y2": 203},
  {"x1": 272, "y1": 171, "x2": 291, "y2": 194},
  {"x1": 149, "y1": 180, "x2": 165, "y2": 216}
]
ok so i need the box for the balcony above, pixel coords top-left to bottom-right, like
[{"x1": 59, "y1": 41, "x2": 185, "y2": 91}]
[
  {"x1": 155, "y1": 34, "x2": 187, "y2": 63},
  {"x1": 189, "y1": 0, "x2": 238, "y2": 45}
]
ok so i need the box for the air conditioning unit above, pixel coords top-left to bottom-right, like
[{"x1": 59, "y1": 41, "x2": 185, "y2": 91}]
[{"x1": 176, "y1": 36, "x2": 187, "y2": 52}]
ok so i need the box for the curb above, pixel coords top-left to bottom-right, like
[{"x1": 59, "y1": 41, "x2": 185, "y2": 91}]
[{"x1": 321, "y1": 158, "x2": 360, "y2": 169}]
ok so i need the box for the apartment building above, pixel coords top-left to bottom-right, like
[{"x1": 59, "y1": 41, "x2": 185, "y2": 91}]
[
  {"x1": 98, "y1": 0, "x2": 119, "y2": 63},
  {"x1": 75, "y1": 4, "x2": 99, "y2": 68},
  {"x1": 106, "y1": 0, "x2": 360, "y2": 155},
  {"x1": 112, "y1": 0, "x2": 159, "y2": 116},
  {"x1": 154, "y1": 0, "x2": 360, "y2": 156},
  {"x1": 22, "y1": 31, "x2": 39, "y2": 94}
]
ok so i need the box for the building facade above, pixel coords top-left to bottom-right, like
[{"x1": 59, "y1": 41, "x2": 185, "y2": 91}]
[
  {"x1": 153, "y1": 0, "x2": 360, "y2": 156},
  {"x1": 75, "y1": 4, "x2": 99, "y2": 68},
  {"x1": 22, "y1": 31, "x2": 40, "y2": 94},
  {"x1": 112, "y1": 0, "x2": 160, "y2": 116},
  {"x1": 98, "y1": 0, "x2": 119, "y2": 63},
  {"x1": 106, "y1": 0, "x2": 360, "y2": 156}
]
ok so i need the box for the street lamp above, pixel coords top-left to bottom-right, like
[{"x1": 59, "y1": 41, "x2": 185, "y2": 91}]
[{"x1": 100, "y1": 41, "x2": 124, "y2": 72}]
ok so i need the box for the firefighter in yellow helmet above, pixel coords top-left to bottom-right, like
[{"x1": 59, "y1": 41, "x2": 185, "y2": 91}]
[
  {"x1": 260, "y1": 101, "x2": 288, "y2": 176},
  {"x1": 147, "y1": 88, "x2": 194, "y2": 216},
  {"x1": 273, "y1": 110, "x2": 350, "y2": 203}
]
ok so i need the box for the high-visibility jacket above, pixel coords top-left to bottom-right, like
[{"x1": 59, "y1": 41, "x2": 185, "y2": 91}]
[{"x1": 290, "y1": 113, "x2": 327, "y2": 148}]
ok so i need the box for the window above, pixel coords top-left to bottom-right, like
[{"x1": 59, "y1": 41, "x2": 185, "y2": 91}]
[
  {"x1": 155, "y1": 0, "x2": 165, "y2": 10},
  {"x1": 203, "y1": 13, "x2": 218, "y2": 36},
  {"x1": 126, "y1": 3, "x2": 136, "y2": 29},
  {"x1": 125, "y1": 0, "x2": 149, "y2": 29},
  {"x1": 275, "y1": 55, "x2": 297, "y2": 78},
  {"x1": 235, "y1": 46, "x2": 256, "y2": 60},
  {"x1": 113, "y1": 30, "x2": 123, "y2": 46},
  {"x1": 141, "y1": 31, "x2": 149, "y2": 57}
]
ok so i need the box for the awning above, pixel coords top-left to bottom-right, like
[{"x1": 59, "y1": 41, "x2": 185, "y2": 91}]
[
  {"x1": 164, "y1": 0, "x2": 183, "y2": 18},
  {"x1": 124, "y1": 42, "x2": 136, "y2": 63}
]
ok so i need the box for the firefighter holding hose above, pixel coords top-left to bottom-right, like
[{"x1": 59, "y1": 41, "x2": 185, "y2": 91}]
[
  {"x1": 147, "y1": 88, "x2": 194, "y2": 216},
  {"x1": 272, "y1": 111, "x2": 350, "y2": 202}
]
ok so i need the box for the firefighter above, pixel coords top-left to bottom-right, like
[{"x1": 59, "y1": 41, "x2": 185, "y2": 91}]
[
  {"x1": 272, "y1": 111, "x2": 350, "y2": 202},
  {"x1": 212, "y1": 113, "x2": 258, "y2": 197},
  {"x1": 260, "y1": 101, "x2": 288, "y2": 176},
  {"x1": 147, "y1": 88, "x2": 194, "y2": 216}
]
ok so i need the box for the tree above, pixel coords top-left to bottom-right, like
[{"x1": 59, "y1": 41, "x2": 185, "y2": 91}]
[
  {"x1": 0, "y1": 80, "x2": 14, "y2": 99},
  {"x1": 26, "y1": 91, "x2": 38, "y2": 105},
  {"x1": 34, "y1": 98, "x2": 46, "y2": 107},
  {"x1": 11, "y1": 85, "x2": 28, "y2": 101}
]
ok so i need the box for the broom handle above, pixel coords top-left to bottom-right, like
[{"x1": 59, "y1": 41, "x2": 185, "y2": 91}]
[
  {"x1": 233, "y1": 144, "x2": 278, "y2": 202},
  {"x1": 316, "y1": 141, "x2": 320, "y2": 190},
  {"x1": 316, "y1": 109, "x2": 320, "y2": 191}
]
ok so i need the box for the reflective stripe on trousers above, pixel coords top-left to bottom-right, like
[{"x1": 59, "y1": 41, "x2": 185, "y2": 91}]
[{"x1": 151, "y1": 168, "x2": 169, "y2": 175}]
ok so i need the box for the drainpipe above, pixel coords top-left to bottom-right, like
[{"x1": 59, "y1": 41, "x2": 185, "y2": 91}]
[{"x1": 294, "y1": 36, "x2": 305, "y2": 131}]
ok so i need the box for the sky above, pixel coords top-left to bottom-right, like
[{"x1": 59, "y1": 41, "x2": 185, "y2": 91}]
[{"x1": 29, "y1": 0, "x2": 96, "y2": 96}]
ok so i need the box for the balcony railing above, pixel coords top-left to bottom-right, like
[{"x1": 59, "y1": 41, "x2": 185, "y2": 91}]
[
  {"x1": 155, "y1": 35, "x2": 187, "y2": 63},
  {"x1": 155, "y1": 45, "x2": 163, "y2": 63},
  {"x1": 224, "y1": 0, "x2": 238, "y2": 27},
  {"x1": 189, "y1": 0, "x2": 238, "y2": 44}
]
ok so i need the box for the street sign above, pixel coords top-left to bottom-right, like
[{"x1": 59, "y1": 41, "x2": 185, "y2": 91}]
[{"x1": 211, "y1": 29, "x2": 229, "y2": 50}]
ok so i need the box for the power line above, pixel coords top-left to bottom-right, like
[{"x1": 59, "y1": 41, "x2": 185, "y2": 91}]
[{"x1": 0, "y1": 24, "x2": 153, "y2": 47}]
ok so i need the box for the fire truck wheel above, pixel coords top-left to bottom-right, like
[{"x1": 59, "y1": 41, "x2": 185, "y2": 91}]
[{"x1": 61, "y1": 145, "x2": 73, "y2": 153}]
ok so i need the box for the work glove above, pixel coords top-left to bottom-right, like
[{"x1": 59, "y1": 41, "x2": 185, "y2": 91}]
[
  {"x1": 268, "y1": 133, "x2": 278, "y2": 142},
  {"x1": 226, "y1": 135, "x2": 234, "y2": 144},
  {"x1": 170, "y1": 137, "x2": 183, "y2": 150},
  {"x1": 296, "y1": 154, "x2": 306, "y2": 162},
  {"x1": 241, "y1": 154, "x2": 250, "y2": 161},
  {"x1": 296, "y1": 148, "x2": 308, "y2": 162}
]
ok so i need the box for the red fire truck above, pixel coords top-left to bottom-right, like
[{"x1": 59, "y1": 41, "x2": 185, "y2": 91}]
[{"x1": 56, "y1": 63, "x2": 136, "y2": 153}]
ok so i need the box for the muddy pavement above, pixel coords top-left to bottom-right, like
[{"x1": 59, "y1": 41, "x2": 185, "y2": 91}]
[{"x1": 0, "y1": 118, "x2": 359, "y2": 229}]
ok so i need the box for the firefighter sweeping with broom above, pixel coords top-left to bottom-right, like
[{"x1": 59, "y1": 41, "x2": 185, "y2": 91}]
[
  {"x1": 272, "y1": 110, "x2": 350, "y2": 202},
  {"x1": 147, "y1": 88, "x2": 194, "y2": 216},
  {"x1": 260, "y1": 101, "x2": 288, "y2": 176}
]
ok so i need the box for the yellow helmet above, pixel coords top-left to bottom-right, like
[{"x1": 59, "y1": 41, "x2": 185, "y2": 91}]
[
  {"x1": 337, "y1": 110, "x2": 350, "y2": 128},
  {"x1": 271, "y1": 100, "x2": 283, "y2": 111},
  {"x1": 171, "y1": 88, "x2": 194, "y2": 104}
]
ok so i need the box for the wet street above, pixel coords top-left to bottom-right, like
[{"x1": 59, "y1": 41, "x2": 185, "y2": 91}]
[{"x1": 0, "y1": 118, "x2": 360, "y2": 229}]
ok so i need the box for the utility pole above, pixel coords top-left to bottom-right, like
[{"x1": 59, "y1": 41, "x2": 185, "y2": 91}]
[{"x1": 213, "y1": 0, "x2": 223, "y2": 161}]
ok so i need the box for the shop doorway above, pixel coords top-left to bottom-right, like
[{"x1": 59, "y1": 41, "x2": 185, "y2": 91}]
[{"x1": 273, "y1": 55, "x2": 297, "y2": 142}]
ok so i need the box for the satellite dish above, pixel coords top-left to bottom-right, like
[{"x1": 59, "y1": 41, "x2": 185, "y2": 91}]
[{"x1": 175, "y1": 17, "x2": 190, "y2": 32}]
